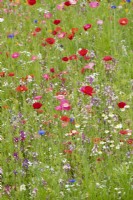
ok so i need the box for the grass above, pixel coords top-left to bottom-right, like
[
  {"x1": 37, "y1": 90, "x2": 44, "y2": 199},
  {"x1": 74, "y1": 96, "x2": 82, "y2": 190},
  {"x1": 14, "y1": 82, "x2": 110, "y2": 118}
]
[{"x1": 0, "y1": 0, "x2": 133, "y2": 199}]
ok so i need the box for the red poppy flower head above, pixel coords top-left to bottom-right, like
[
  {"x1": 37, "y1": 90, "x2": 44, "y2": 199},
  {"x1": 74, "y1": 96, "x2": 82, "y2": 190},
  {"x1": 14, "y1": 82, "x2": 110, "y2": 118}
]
[
  {"x1": 103, "y1": 56, "x2": 113, "y2": 62},
  {"x1": 32, "y1": 102, "x2": 42, "y2": 109},
  {"x1": 67, "y1": 33, "x2": 75, "y2": 40},
  {"x1": 78, "y1": 49, "x2": 88, "y2": 56},
  {"x1": 71, "y1": 27, "x2": 78, "y2": 34},
  {"x1": 80, "y1": 86, "x2": 95, "y2": 96},
  {"x1": 27, "y1": 0, "x2": 36, "y2": 6},
  {"x1": 50, "y1": 68, "x2": 55, "y2": 73},
  {"x1": 118, "y1": 102, "x2": 127, "y2": 108},
  {"x1": 35, "y1": 27, "x2": 41, "y2": 32},
  {"x1": 62, "y1": 57, "x2": 69, "y2": 62},
  {"x1": 60, "y1": 116, "x2": 70, "y2": 122},
  {"x1": 8, "y1": 72, "x2": 15, "y2": 77},
  {"x1": 53, "y1": 19, "x2": 61, "y2": 25},
  {"x1": 16, "y1": 85, "x2": 28, "y2": 92},
  {"x1": 119, "y1": 18, "x2": 128, "y2": 26},
  {"x1": 83, "y1": 24, "x2": 92, "y2": 31},
  {"x1": 119, "y1": 130, "x2": 128, "y2": 135},
  {"x1": 64, "y1": 1, "x2": 72, "y2": 6},
  {"x1": 0, "y1": 72, "x2": 5, "y2": 77},
  {"x1": 45, "y1": 38, "x2": 55, "y2": 45},
  {"x1": 69, "y1": 54, "x2": 78, "y2": 60}
]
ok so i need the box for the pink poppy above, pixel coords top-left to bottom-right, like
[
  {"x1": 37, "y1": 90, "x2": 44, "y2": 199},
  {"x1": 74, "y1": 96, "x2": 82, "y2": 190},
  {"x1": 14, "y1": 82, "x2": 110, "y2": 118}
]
[
  {"x1": 34, "y1": 96, "x2": 42, "y2": 100},
  {"x1": 89, "y1": 1, "x2": 99, "y2": 8},
  {"x1": 12, "y1": 52, "x2": 20, "y2": 59},
  {"x1": 97, "y1": 20, "x2": 103, "y2": 25},
  {"x1": 43, "y1": 74, "x2": 50, "y2": 80},
  {"x1": 44, "y1": 12, "x2": 52, "y2": 19},
  {"x1": 55, "y1": 95, "x2": 65, "y2": 101},
  {"x1": 31, "y1": 56, "x2": 38, "y2": 61},
  {"x1": 56, "y1": 3, "x2": 65, "y2": 10},
  {"x1": 57, "y1": 32, "x2": 66, "y2": 39}
]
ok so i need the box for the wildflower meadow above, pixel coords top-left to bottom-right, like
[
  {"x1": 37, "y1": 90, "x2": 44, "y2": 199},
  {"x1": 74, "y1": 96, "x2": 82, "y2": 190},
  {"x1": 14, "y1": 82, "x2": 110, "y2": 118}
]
[{"x1": 0, "y1": 0, "x2": 133, "y2": 199}]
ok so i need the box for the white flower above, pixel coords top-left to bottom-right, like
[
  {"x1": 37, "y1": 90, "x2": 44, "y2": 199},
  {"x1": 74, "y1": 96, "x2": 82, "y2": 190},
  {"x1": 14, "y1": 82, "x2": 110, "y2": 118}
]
[
  {"x1": 110, "y1": 144, "x2": 115, "y2": 148},
  {"x1": 115, "y1": 124, "x2": 123, "y2": 129},
  {"x1": 75, "y1": 124, "x2": 80, "y2": 128},
  {"x1": 105, "y1": 130, "x2": 109, "y2": 134},
  {"x1": 20, "y1": 184, "x2": 26, "y2": 191},
  {"x1": 0, "y1": 18, "x2": 4, "y2": 22},
  {"x1": 109, "y1": 113, "x2": 114, "y2": 118},
  {"x1": 116, "y1": 145, "x2": 120, "y2": 150}
]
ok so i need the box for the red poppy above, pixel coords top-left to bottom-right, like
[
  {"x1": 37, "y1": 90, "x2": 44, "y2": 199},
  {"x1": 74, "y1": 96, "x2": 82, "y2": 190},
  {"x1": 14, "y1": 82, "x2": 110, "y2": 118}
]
[
  {"x1": 8, "y1": 72, "x2": 15, "y2": 77},
  {"x1": 119, "y1": 18, "x2": 128, "y2": 26},
  {"x1": 50, "y1": 68, "x2": 55, "y2": 73},
  {"x1": 71, "y1": 27, "x2": 78, "y2": 34},
  {"x1": 103, "y1": 56, "x2": 113, "y2": 61},
  {"x1": 0, "y1": 72, "x2": 5, "y2": 77},
  {"x1": 118, "y1": 102, "x2": 127, "y2": 108},
  {"x1": 45, "y1": 38, "x2": 55, "y2": 45},
  {"x1": 81, "y1": 68, "x2": 85, "y2": 74},
  {"x1": 62, "y1": 57, "x2": 69, "y2": 62},
  {"x1": 69, "y1": 54, "x2": 78, "y2": 60},
  {"x1": 119, "y1": 130, "x2": 128, "y2": 135},
  {"x1": 32, "y1": 102, "x2": 42, "y2": 109},
  {"x1": 55, "y1": 26, "x2": 62, "y2": 32},
  {"x1": 127, "y1": 139, "x2": 133, "y2": 145},
  {"x1": 35, "y1": 27, "x2": 41, "y2": 32},
  {"x1": 67, "y1": 33, "x2": 75, "y2": 40},
  {"x1": 83, "y1": 24, "x2": 92, "y2": 31},
  {"x1": 32, "y1": 32, "x2": 37, "y2": 36},
  {"x1": 53, "y1": 19, "x2": 61, "y2": 25},
  {"x1": 52, "y1": 30, "x2": 57, "y2": 35},
  {"x1": 64, "y1": 149, "x2": 73, "y2": 154},
  {"x1": 80, "y1": 86, "x2": 95, "y2": 96},
  {"x1": 78, "y1": 49, "x2": 88, "y2": 56},
  {"x1": 27, "y1": 0, "x2": 36, "y2": 6},
  {"x1": 61, "y1": 116, "x2": 70, "y2": 122},
  {"x1": 16, "y1": 85, "x2": 28, "y2": 92},
  {"x1": 64, "y1": 1, "x2": 71, "y2": 6}
]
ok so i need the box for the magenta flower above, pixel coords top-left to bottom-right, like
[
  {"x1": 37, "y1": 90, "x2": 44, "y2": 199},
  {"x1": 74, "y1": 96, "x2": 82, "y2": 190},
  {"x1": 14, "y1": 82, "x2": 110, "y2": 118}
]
[
  {"x1": 57, "y1": 32, "x2": 66, "y2": 39},
  {"x1": 43, "y1": 74, "x2": 50, "y2": 80},
  {"x1": 55, "y1": 95, "x2": 65, "y2": 101},
  {"x1": 89, "y1": 2, "x2": 99, "y2": 8},
  {"x1": 44, "y1": 12, "x2": 52, "y2": 19},
  {"x1": 56, "y1": 3, "x2": 65, "y2": 10},
  {"x1": 84, "y1": 62, "x2": 95, "y2": 70},
  {"x1": 83, "y1": 24, "x2": 92, "y2": 31},
  {"x1": 34, "y1": 96, "x2": 42, "y2": 100},
  {"x1": 55, "y1": 99, "x2": 71, "y2": 111},
  {"x1": 31, "y1": 56, "x2": 38, "y2": 61},
  {"x1": 11, "y1": 52, "x2": 20, "y2": 59}
]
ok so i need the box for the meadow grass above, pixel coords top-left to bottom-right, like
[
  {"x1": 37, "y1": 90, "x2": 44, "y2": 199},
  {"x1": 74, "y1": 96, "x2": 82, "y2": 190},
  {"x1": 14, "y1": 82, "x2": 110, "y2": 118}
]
[{"x1": 0, "y1": 0, "x2": 133, "y2": 199}]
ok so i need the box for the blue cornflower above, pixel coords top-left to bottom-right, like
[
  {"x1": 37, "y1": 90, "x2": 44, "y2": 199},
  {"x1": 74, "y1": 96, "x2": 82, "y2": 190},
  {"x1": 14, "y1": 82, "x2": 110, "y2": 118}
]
[
  {"x1": 70, "y1": 118, "x2": 75, "y2": 123},
  {"x1": 126, "y1": 0, "x2": 131, "y2": 2},
  {"x1": 8, "y1": 34, "x2": 14, "y2": 38},
  {"x1": 69, "y1": 179, "x2": 76, "y2": 183},
  {"x1": 34, "y1": 20, "x2": 38, "y2": 23},
  {"x1": 38, "y1": 130, "x2": 46, "y2": 135},
  {"x1": 111, "y1": 5, "x2": 116, "y2": 9}
]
